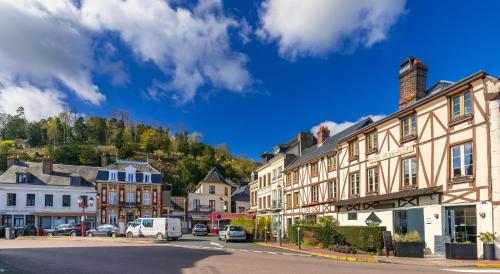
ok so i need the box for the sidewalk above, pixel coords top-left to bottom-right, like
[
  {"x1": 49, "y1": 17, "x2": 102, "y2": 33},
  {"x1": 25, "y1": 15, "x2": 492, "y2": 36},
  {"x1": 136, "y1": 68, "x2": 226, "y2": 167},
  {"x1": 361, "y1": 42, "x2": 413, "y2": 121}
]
[{"x1": 256, "y1": 242, "x2": 500, "y2": 268}]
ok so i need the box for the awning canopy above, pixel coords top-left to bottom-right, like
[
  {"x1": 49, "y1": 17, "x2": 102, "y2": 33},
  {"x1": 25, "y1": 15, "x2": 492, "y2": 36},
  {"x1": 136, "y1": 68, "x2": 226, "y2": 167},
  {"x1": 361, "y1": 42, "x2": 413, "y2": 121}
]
[{"x1": 333, "y1": 186, "x2": 442, "y2": 207}]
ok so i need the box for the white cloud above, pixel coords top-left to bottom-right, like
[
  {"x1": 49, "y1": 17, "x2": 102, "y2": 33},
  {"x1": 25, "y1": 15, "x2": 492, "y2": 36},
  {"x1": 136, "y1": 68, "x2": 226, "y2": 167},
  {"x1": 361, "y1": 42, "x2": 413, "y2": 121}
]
[
  {"x1": 0, "y1": 82, "x2": 67, "y2": 121},
  {"x1": 0, "y1": 0, "x2": 105, "y2": 105},
  {"x1": 311, "y1": 115, "x2": 386, "y2": 137},
  {"x1": 80, "y1": 0, "x2": 252, "y2": 103},
  {"x1": 257, "y1": 0, "x2": 406, "y2": 59}
]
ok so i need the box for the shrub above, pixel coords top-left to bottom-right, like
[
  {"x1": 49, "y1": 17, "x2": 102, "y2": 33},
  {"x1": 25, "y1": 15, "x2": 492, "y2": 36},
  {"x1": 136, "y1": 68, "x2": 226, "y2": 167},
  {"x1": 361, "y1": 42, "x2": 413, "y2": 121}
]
[
  {"x1": 230, "y1": 217, "x2": 255, "y2": 234},
  {"x1": 316, "y1": 221, "x2": 345, "y2": 248},
  {"x1": 330, "y1": 244, "x2": 357, "y2": 254},
  {"x1": 394, "y1": 231, "x2": 421, "y2": 243},
  {"x1": 289, "y1": 225, "x2": 385, "y2": 252},
  {"x1": 478, "y1": 232, "x2": 497, "y2": 244}
]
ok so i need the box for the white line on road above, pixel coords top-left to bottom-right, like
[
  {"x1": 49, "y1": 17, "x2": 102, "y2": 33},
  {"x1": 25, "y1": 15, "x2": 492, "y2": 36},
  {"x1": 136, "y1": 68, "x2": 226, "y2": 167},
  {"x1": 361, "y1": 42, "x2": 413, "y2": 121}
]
[
  {"x1": 210, "y1": 242, "x2": 223, "y2": 248},
  {"x1": 443, "y1": 269, "x2": 500, "y2": 273}
]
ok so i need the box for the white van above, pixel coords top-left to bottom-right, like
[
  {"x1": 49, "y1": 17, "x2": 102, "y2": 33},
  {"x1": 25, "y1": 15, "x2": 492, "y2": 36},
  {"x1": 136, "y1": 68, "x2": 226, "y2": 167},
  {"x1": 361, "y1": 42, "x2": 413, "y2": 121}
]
[{"x1": 126, "y1": 218, "x2": 182, "y2": 240}]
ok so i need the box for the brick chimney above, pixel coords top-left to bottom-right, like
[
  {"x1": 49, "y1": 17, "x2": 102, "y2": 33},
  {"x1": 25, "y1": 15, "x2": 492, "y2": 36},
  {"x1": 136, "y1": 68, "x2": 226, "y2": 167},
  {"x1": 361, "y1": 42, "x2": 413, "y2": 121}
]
[
  {"x1": 7, "y1": 156, "x2": 18, "y2": 168},
  {"x1": 317, "y1": 126, "x2": 330, "y2": 145},
  {"x1": 399, "y1": 57, "x2": 428, "y2": 109},
  {"x1": 42, "y1": 156, "x2": 53, "y2": 175}
]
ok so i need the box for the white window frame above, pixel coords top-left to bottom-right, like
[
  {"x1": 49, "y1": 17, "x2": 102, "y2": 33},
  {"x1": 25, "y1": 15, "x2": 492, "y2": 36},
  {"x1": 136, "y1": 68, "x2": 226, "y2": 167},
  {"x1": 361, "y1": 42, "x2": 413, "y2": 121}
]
[
  {"x1": 311, "y1": 185, "x2": 319, "y2": 202},
  {"x1": 402, "y1": 157, "x2": 417, "y2": 187},
  {"x1": 350, "y1": 173, "x2": 359, "y2": 196},
  {"x1": 451, "y1": 142, "x2": 473, "y2": 177},
  {"x1": 143, "y1": 191, "x2": 151, "y2": 205},
  {"x1": 368, "y1": 168, "x2": 379, "y2": 193},
  {"x1": 328, "y1": 180, "x2": 336, "y2": 199},
  {"x1": 109, "y1": 191, "x2": 117, "y2": 205},
  {"x1": 109, "y1": 171, "x2": 118, "y2": 181}
]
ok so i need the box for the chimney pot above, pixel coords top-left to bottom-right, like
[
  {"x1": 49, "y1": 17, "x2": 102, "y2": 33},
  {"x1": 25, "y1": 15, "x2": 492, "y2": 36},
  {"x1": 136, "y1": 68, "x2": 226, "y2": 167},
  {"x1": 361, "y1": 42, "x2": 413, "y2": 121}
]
[
  {"x1": 399, "y1": 56, "x2": 428, "y2": 109},
  {"x1": 317, "y1": 126, "x2": 330, "y2": 145}
]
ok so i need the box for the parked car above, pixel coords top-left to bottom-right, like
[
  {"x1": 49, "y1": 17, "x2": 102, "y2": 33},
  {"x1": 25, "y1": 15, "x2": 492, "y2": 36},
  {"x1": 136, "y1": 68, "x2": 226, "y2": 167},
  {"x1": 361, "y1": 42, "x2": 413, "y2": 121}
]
[
  {"x1": 217, "y1": 225, "x2": 229, "y2": 241},
  {"x1": 46, "y1": 224, "x2": 82, "y2": 236},
  {"x1": 86, "y1": 224, "x2": 119, "y2": 237},
  {"x1": 126, "y1": 218, "x2": 182, "y2": 240},
  {"x1": 221, "y1": 225, "x2": 246, "y2": 242},
  {"x1": 192, "y1": 224, "x2": 208, "y2": 236}
]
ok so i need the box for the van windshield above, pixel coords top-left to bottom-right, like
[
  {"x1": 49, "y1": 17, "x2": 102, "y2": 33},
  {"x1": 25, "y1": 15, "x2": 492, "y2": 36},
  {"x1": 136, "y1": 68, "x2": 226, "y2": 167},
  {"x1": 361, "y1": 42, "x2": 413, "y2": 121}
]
[
  {"x1": 133, "y1": 220, "x2": 141, "y2": 226},
  {"x1": 229, "y1": 226, "x2": 243, "y2": 231}
]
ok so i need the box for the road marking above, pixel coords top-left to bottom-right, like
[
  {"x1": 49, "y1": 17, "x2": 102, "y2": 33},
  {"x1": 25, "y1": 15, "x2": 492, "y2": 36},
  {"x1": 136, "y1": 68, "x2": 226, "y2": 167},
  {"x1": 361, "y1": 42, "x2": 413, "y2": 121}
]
[
  {"x1": 162, "y1": 243, "x2": 310, "y2": 258},
  {"x1": 443, "y1": 269, "x2": 500, "y2": 273},
  {"x1": 210, "y1": 242, "x2": 223, "y2": 248}
]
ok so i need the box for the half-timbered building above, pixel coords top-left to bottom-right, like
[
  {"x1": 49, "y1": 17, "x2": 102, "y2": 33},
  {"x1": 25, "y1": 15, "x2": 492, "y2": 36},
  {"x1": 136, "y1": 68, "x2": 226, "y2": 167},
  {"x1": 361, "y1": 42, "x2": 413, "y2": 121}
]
[{"x1": 283, "y1": 57, "x2": 500, "y2": 257}]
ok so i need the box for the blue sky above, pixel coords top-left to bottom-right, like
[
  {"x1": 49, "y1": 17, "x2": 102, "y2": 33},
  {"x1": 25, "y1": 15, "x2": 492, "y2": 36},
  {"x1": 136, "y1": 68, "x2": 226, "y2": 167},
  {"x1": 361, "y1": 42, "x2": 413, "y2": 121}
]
[{"x1": 0, "y1": 0, "x2": 499, "y2": 159}]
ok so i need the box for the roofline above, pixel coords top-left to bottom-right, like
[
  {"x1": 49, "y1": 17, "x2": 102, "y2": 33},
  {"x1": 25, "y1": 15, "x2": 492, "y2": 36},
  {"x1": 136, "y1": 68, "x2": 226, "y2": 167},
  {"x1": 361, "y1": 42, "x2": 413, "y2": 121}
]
[{"x1": 336, "y1": 70, "x2": 487, "y2": 144}]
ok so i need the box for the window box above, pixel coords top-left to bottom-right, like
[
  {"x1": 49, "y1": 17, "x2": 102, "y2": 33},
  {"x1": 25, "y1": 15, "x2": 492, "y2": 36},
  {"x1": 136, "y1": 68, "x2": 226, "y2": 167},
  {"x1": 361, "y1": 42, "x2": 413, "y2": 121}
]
[
  {"x1": 365, "y1": 147, "x2": 378, "y2": 155},
  {"x1": 401, "y1": 184, "x2": 417, "y2": 191},
  {"x1": 366, "y1": 191, "x2": 378, "y2": 196},
  {"x1": 395, "y1": 242, "x2": 424, "y2": 258},
  {"x1": 449, "y1": 114, "x2": 473, "y2": 127},
  {"x1": 445, "y1": 243, "x2": 478, "y2": 260},
  {"x1": 348, "y1": 156, "x2": 359, "y2": 162},
  {"x1": 448, "y1": 176, "x2": 474, "y2": 186}
]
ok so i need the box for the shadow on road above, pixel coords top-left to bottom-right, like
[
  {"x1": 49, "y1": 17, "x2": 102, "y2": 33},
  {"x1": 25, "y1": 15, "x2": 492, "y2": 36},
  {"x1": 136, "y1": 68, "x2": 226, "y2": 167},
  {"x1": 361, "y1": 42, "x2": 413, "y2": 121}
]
[{"x1": 0, "y1": 245, "x2": 231, "y2": 274}]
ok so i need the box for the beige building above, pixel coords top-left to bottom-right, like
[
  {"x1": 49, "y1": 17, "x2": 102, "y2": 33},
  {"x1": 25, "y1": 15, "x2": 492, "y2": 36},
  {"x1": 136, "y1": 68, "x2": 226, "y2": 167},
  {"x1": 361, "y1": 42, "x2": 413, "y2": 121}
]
[
  {"x1": 187, "y1": 168, "x2": 231, "y2": 227},
  {"x1": 283, "y1": 57, "x2": 500, "y2": 258}
]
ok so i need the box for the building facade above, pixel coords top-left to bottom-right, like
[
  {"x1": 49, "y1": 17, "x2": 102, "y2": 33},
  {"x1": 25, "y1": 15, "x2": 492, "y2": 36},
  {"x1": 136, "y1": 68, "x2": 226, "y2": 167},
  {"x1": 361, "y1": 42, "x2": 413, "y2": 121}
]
[
  {"x1": 187, "y1": 167, "x2": 232, "y2": 229},
  {"x1": 283, "y1": 57, "x2": 500, "y2": 258},
  {"x1": 95, "y1": 160, "x2": 163, "y2": 225},
  {"x1": 0, "y1": 157, "x2": 98, "y2": 229}
]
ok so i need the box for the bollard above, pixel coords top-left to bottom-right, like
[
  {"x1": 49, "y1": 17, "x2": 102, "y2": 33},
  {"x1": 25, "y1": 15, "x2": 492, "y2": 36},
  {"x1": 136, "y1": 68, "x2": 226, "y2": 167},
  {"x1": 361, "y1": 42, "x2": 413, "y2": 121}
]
[
  {"x1": 265, "y1": 227, "x2": 267, "y2": 244},
  {"x1": 297, "y1": 226, "x2": 301, "y2": 250},
  {"x1": 278, "y1": 227, "x2": 282, "y2": 247}
]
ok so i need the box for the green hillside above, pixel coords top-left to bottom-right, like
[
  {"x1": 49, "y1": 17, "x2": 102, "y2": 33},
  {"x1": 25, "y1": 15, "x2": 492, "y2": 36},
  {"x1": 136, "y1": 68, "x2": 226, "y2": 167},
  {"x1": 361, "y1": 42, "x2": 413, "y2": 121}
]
[{"x1": 0, "y1": 108, "x2": 257, "y2": 195}]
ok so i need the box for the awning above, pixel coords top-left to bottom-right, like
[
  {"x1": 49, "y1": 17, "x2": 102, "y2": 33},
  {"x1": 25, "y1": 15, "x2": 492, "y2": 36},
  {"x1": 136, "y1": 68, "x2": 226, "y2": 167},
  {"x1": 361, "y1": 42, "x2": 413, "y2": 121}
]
[
  {"x1": 34, "y1": 212, "x2": 97, "y2": 217},
  {"x1": 333, "y1": 186, "x2": 442, "y2": 207}
]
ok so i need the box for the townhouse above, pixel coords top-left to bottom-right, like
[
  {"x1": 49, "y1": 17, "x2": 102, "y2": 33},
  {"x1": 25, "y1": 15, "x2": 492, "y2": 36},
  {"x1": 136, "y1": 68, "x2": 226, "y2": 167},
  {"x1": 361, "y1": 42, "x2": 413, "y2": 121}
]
[
  {"x1": 95, "y1": 160, "x2": 163, "y2": 225},
  {"x1": 187, "y1": 167, "x2": 232, "y2": 228},
  {"x1": 282, "y1": 57, "x2": 500, "y2": 257},
  {"x1": 254, "y1": 133, "x2": 314, "y2": 235},
  {"x1": 0, "y1": 156, "x2": 98, "y2": 229}
]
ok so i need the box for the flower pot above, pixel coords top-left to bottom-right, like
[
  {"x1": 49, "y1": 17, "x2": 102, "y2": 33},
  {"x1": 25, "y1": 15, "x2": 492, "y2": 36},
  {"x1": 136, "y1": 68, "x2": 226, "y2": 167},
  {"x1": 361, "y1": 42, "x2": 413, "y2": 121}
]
[
  {"x1": 483, "y1": 243, "x2": 496, "y2": 260},
  {"x1": 394, "y1": 242, "x2": 425, "y2": 258},
  {"x1": 445, "y1": 243, "x2": 478, "y2": 260}
]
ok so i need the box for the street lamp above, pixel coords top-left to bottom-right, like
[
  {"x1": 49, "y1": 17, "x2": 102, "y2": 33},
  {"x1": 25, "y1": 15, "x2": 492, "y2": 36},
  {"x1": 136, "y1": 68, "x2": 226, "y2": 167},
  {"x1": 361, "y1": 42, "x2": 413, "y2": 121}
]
[
  {"x1": 78, "y1": 196, "x2": 94, "y2": 238},
  {"x1": 277, "y1": 185, "x2": 282, "y2": 246}
]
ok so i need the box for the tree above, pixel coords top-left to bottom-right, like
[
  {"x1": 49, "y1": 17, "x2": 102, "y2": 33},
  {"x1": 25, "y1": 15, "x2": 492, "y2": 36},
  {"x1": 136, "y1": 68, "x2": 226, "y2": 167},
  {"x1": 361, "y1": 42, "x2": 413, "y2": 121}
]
[
  {"x1": 73, "y1": 117, "x2": 87, "y2": 143},
  {"x1": 79, "y1": 146, "x2": 100, "y2": 166},
  {"x1": 140, "y1": 128, "x2": 160, "y2": 153}
]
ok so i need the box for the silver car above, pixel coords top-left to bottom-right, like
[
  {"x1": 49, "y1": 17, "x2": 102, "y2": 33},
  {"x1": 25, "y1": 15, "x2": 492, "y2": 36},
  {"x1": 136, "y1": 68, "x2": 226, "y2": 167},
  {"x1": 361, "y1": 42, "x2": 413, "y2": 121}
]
[{"x1": 221, "y1": 225, "x2": 246, "y2": 242}]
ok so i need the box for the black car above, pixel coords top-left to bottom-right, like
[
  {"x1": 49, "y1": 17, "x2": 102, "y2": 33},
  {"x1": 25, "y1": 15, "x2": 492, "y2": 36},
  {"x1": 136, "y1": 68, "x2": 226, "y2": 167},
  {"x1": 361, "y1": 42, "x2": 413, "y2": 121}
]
[
  {"x1": 46, "y1": 224, "x2": 83, "y2": 236},
  {"x1": 86, "y1": 224, "x2": 119, "y2": 237}
]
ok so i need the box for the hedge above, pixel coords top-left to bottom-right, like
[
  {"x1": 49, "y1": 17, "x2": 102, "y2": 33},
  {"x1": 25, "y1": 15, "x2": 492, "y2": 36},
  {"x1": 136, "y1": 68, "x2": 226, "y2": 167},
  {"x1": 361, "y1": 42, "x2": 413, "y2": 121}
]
[{"x1": 288, "y1": 225, "x2": 385, "y2": 252}]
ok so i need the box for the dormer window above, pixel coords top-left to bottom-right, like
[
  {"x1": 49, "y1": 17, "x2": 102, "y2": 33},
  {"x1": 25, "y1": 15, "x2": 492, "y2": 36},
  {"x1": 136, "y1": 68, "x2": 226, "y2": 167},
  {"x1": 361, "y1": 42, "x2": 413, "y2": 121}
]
[
  {"x1": 124, "y1": 165, "x2": 137, "y2": 182},
  {"x1": 16, "y1": 172, "x2": 28, "y2": 183},
  {"x1": 109, "y1": 171, "x2": 118, "y2": 181},
  {"x1": 143, "y1": 173, "x2": 151, "y2": 183},
  {"x1": 70, "y1": 174, "x2": 81, "y2": 186},
  {"x1": 127, "y1": 173, "x2": 134, "y2": 182}
]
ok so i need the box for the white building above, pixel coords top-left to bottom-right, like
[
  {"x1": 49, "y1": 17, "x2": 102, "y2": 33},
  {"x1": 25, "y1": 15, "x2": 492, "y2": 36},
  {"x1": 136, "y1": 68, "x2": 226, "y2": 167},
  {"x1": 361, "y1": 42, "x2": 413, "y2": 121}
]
[{"x1": 0, "y1": 157, "x2": 98, "y2": 229}]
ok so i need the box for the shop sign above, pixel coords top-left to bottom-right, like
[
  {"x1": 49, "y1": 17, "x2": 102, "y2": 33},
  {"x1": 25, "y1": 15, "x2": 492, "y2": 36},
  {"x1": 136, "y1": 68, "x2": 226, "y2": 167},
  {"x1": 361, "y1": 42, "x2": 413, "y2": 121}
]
[
  {"x1": 368, "y1": 145, "x2": 414, "y2": 164},
  {"x1": 365, "y1": 212, "x2": 382, "y2": 226}
]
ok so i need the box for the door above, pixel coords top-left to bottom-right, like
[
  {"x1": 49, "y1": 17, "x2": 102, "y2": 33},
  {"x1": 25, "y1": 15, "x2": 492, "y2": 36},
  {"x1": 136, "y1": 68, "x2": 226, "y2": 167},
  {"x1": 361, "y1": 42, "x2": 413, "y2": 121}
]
[{"x1": 407, "y1": 208, "x2": 425, "y2": 241}]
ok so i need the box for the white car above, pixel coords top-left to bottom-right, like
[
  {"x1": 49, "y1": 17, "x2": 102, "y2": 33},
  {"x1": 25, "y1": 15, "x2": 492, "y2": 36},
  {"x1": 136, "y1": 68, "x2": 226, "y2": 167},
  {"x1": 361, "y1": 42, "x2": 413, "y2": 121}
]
[
  {"x1": 220, "y1": 225, "x2": 246, "y2": 242},
  {"x1": 126, "y1": 218, "x2": 182, "y2": 240}
]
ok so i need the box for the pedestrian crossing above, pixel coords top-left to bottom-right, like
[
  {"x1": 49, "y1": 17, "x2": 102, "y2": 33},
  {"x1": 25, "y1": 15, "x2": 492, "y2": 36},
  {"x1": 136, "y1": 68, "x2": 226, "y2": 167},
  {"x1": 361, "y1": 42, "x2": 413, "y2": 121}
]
[{"x1": 164, "y1": 243, "x2": 312, "y2": 257}]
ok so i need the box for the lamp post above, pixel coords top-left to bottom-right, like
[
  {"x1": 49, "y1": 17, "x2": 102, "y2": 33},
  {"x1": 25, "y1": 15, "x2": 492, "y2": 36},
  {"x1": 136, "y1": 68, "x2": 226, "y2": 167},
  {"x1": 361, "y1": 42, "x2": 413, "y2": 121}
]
[
  {"x1": 277, "y1": 185, "x2": 282, "y2": 246},
  {"x1": 77, "y1": 196, "x2": 94, "y2": 238}
]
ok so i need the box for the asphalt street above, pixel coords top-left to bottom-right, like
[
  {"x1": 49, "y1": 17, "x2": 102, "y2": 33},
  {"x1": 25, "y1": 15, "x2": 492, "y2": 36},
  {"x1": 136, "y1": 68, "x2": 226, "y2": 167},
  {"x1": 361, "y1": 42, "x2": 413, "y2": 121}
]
[{"x1": 1, "y1": 236, "x2": 499, "y2": 274}]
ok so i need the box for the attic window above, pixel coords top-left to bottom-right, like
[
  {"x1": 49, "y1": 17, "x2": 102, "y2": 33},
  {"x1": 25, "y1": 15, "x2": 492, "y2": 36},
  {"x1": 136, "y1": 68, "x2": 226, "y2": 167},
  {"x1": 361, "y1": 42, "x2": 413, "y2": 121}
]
[
  {"x1": 70, "y1": 175, "x2": 81, "y2": 186},
  {"x1": 143, "y1": 173, "x2": 151, "y2": 183},
  {"x1": 109, "y1": 171, "x2": 118, "y2": 181},
  {"x1": 16, "y1": 172, "x2": 28, "y2": 183}
]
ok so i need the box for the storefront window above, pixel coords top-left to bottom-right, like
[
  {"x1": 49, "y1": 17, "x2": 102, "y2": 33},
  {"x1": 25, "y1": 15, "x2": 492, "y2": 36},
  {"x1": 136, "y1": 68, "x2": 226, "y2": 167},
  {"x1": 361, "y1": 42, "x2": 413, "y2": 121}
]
[
  {"x1": 445, "y1": 206, "x2": 477, "y2": 243},
  {"x1": 393, "y1": 210, "x2": 408, "y2": 235}
]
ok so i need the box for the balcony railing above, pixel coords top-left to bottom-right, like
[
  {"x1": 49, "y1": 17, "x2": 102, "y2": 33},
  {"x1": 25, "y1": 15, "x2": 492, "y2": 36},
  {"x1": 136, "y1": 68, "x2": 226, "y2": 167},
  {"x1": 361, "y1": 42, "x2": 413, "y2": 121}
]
[
  {"x1": 272, "y1": 200, "x2": 282, "y2": 209},
  {"x1": 125, "y1": 202, "x2": 136, "y2": 208}
]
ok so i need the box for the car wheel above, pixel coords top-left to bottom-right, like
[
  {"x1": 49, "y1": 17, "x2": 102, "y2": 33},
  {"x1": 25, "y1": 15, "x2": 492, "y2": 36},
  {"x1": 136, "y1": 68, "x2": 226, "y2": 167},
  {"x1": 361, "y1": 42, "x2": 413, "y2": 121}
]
[
  {"x1": 126, "y1": 232, "x2": 133, "y2": 238},
  {"x1": 87, "y1": 232, "x2": 93, "y2": 237},
  {"x1": 47, "y1": 232, "x2": 54, "y2": 237},
  {"x1": 111, "y1": 233, "x2": 117, "y2": 238},
  {"x1": 70, "y1": 231, "x2": 77, "y2": 237},
  {"x1": 156, "y1": 233, "x2": 163, "y2": 240}
]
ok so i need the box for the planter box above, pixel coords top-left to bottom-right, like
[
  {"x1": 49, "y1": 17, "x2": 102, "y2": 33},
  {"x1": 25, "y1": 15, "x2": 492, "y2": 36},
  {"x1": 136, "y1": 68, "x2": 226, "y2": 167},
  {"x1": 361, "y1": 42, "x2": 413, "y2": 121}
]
[
  {"x1": 483, "y1": 243, "x2": 496, "y2": 260},
  {"x1": 395, "y1": 242, "x2": 425, "y2": 258},
  {"x1": 445, "y1": 243, "x2": 478, "y2": 260}
]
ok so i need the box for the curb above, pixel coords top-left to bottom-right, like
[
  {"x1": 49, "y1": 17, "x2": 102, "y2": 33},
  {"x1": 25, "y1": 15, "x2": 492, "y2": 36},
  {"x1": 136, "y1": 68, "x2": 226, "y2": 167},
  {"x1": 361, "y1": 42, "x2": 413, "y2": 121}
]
[
  {"x1": 255, "y1": 243, "x2": 379, "y2": 263},
  {"x1": 16, "y1": 236, "x2": 160, "y2": 244},
  {"x1": 477, "y1": 263, "x2": 500, "y2": 268}
]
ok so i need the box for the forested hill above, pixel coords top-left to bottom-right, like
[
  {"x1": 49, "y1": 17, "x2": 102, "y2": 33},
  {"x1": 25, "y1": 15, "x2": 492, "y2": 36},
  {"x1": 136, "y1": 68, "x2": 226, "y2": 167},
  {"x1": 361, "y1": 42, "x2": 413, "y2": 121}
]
[{"x1": 0, "y1": 108, "x2": 258, "y2": 195}]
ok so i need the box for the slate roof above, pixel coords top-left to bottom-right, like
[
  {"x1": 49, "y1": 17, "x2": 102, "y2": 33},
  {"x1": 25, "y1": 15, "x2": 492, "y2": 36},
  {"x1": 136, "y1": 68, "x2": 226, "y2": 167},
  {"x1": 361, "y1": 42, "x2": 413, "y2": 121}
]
[
  {"x1": 200, "y1": 167, "x2": 230, "y2": 185},
  {"x1": 103, "y1": 160, "x2": 159, "y2": 173},
  {"x1": 95, "y1": 160, "x2": 162, "y2": 184},
  {"x1": 231, "y1": 185, "x2": 250, "y2": 202},
  {"x1": 284, "y1": 117, "x2": 374, "y2": 171},
  {"x1": 0, "y1": 162, "x2": 99, "y2": 187}
]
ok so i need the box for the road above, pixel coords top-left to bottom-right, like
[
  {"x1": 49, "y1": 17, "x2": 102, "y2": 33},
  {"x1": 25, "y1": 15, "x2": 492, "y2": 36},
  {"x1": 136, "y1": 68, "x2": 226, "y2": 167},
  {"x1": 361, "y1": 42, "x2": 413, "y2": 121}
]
[{"x1": 0, "y1": 236, "x2": 498, "y2": 274}]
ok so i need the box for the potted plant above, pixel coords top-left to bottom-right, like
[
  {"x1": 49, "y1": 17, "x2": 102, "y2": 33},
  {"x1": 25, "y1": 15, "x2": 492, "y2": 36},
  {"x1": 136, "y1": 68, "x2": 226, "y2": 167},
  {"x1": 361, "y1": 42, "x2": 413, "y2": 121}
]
[
  {"x1": 479, "y1": 232, "x2": 497, "y2": 260},
  {"x1": 394, "y1": 231, "x2": 425, "y2": 258},
  {"x1": 445, "y1": 241, "x2": 478, "y2": 260}
]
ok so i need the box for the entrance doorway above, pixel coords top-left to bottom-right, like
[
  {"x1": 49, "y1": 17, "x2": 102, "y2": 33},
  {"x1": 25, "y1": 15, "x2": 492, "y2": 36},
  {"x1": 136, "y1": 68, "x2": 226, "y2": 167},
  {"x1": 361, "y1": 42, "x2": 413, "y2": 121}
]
[
  {"x1": 393, "y1": 208, "x2": 425, "y2": 240},
  {"x1": 445, "y1": 205, "x2": 477, "y2": 243}
]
